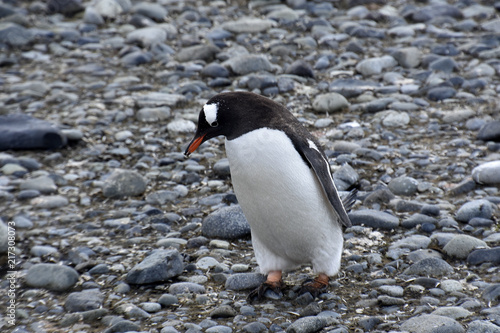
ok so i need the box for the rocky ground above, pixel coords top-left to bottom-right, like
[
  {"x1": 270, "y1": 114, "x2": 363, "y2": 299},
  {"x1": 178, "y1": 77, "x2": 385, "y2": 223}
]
[{"x1": 1, "y1": 0, "x2": 500, "y2": 332}]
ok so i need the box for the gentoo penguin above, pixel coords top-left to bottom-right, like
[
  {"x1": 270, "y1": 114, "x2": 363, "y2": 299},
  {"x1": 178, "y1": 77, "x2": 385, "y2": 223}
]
[{"x1": 185, "y1": 91, "x2": 355, "y2": 300}]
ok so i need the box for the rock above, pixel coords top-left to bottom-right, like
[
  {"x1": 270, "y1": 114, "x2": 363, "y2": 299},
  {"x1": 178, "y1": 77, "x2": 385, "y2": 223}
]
[
  {"x1": 64, "y1": 289, "x2": 104, "y2": 312},
  {"x1": 47, "y1": 0, "x2": 84, "y2": 16},
  {"x1": 467, "y1": 320, "x2": 500, "y2": 333},
  {"x1": 136, "y1": 107, "x2": 171, "y2": 122},
  {"x1": 472, "y1": 161, "x2": 500, "y2": 185},
  {"x1": 388, "y1": 176, "x2": 419, "y2": 196},
  {"x1": 225, "y1": 273, "x2": 266, "y2": 291},
  {"x1": 102, "y1": 169, "x2": 147, "y2": 198},
  {"x1": 169, "y1": 282, "x2": 205, "y2": 294},
  {"x1": 104, "y1": 320, "x2": 140, "y2": 333},
  {"x1": 392, "y1": 47, "x2": 422, "y2": 68},
  {"x1": 312, "y1": 93, "x2": 350, "y2": 113},
  {"x1": 349, "y1": 210, "x2": 399, "y2": 230},
  {"x1": 30, "y1": 245, "x2": 58, "y2": 257},
  {"x1": 158, "y1": 294, "x2": 178, "y2": 307},
  {"x1": 201, "y1": 63, "x2": 230, "y2": 78},
  {"x1": 391, "y1": 235, "x2": 431, "y2": 250},
  {"x1": 409, "y1": 4, "x2": 464, "y2": 22},
  {"x1": 427, "y1": 87, "x2": 456, "y2": 101},
  {"x1": 0, "y1": 23, "x2": 34, "y2": 47},
  {"x1": 132, "y1": 2, "x2": 167, "y2": 21},
  {"x1": 221, "y1": 17, "x2": 276, "y2": 33},
  {"x1": 285, "y1": 60, "x2": 314, "y2": 78},
  {"x1": 176, "y1": 44, "x2": 220, "y2": 62},
  {"x1": 84, "y1": 7, "x2": 105, "y2": 25},
  {"x1": 443, "y1": 235, "x2": 488, "y2": 259},
  {"x1": 477, "y1": 121, "x2": 500, "y2": 142},
  {"x1": 401, "y1": 314, "x2": 465, "y2": 332},
  {"x1": 94, "y1": 0, "x2": 124, "y2": 19},
  {"x1": 133, "y1": 92, "x2": 186, "y2": 108},
  {"x1": 20, "y1": 176, "x2": 57, "y2": 194},
  {"x1": 0, "y1": 114, "x2": 67, "y2": 151},
  {"x1": 126, "y1": 27, "x2": 167, "y2": 47},
  {"x1": 202, "y1": 205, "x2": 251, "y2": 239},
  {"x1": 126, "y1": 249, "x2": 183, "y2": 284},
  {"x1": 210, "y1": 305, "x2": 237, "y2": 318},
  {"x1": 381, "y1": 111, "x2": 410, "y2": 127},
  {"x1": 467, "y1": 247, "x2": 500, "y2": 265},
  {"x1": 333, "y1": 164, "x2": 359, "y2": 191},
  {"x1": 167, "y1": 119, "x2": 196, "y2": 133},
  {"x1": 25, "y1": 263, "x2": 79, "y2": 291},
  {"x1": 455, "y1": 199, "x2": 494, "y2": 222},
  {"x1": 403, "y1": 257, "x2": 454, "y2": 277},
  {"x1": 286, "y1": 316, "x2": 329, "y2": 333},
  {"x1": 355, "y1": 56, "x2": 397, "y2": 76},
  {"x1": 225, "y1": 54, "x2": 273, "y2": 75},
  {"x1": 482, "y1": 284, "x2": 500, "y2": 302},
  {"x1": 0, "y1": 221, "x2": 7, "y2": 254},
  {"x1": 31, "y1": 195, "x2": 69, "y2": 209}
]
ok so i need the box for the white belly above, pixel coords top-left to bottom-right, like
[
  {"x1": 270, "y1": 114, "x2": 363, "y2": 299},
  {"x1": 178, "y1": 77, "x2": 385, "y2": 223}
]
[{"x1": 225, "y1": 128, "x2": 343, "y2": 276}]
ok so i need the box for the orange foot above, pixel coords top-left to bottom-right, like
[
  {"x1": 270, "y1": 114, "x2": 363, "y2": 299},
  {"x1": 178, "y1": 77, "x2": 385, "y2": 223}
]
[
  {"x1": 299, "y1": 273, "x2": 329, "y2": 297},
  {"x1": 248, "y1": 270, "x2": 285, "y2": 303}
]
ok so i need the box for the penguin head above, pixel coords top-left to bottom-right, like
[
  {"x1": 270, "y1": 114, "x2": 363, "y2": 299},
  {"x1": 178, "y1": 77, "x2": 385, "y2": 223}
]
[{"x1": 185, "y1": 92, "x2": 278, "y2": 156}]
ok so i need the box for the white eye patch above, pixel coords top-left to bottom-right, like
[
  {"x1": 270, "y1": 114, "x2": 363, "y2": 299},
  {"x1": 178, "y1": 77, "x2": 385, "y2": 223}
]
[{"x1": 203, "y1": 103, "x2": 218, "y2": 127}]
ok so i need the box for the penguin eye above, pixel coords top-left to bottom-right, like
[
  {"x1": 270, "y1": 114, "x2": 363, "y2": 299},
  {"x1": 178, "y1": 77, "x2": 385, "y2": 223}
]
[{"x1": 210, "y1": 121, "x2": 218, "y2": 127}]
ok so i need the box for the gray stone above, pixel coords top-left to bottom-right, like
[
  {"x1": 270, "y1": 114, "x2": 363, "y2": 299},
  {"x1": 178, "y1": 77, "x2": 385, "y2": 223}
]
[
  {"x1": 312, "y1": 93, "x2": 350, "y2": 113},
  {"x1": 102, "y1": 169, "x2": 147, "y2": 198},
  {"x1": 455, "y1": 199, "x2": 494, "y2": 222},
  {"x1": 472, "y1": 161, "x2": 500, "y2": 185},
  {"x1": 146, "y1": 190, "x2": 179, "y2": 205},
  {"x1": 176, "y1": 44, "x2": 220, "y2": 62},
  {"x1": 94, "y1": 0, "x2": 123, "y2": 19},
  {"x1": 400, "y1": 314, "x2": 464, "y2": 333},
  {"x1": 25, "y1": 264, "x2": 79, "y2": 291},
  {"x1": 202, "y1": 205, "x2": 251, "y2": 239},
  {"x1": 206, "y1": 326, "x2": 232, "y2": 333},
  {"x1": 222, "y1": 17, "x2": 275, "y2": 33},
  {"x1": 392, "y1": 47, "x2": 422, "y2": 68},
  {"x1": 158, "y1": 294, "x2": 178, "y2": 306},
  {"x1": 477, "y1": 121, "x2": 500, "y2": 142},
  {"x1": 104, "y1": 320, "x2": 140, "y2": 333},
  {"x1": 431, "y1": 307, "x2": 471, "y2": 320},
  {"x1": 388, "y1": 176, "x2": 419, "y2": 196},
  {"x1": 20, "y1": 176, "x2": 57, "y2": 194},
  {"x1": 0, "y1": 221, "x2": 8, "y2": 254},
  {"x1": 381, "y1": 111, "x2": 410, "y2": 127},
  {"x1": 169, "y1": 282, "x2": 205, "y2": 294},
  {"x1": 210, "y1": 305, "x2": 237, "y2": 318},
  {"x1": 0, "y1": 23, "x2": 34, "y2": 47},
  {"x1": 404, "y1": 257, "x2": 454, "y2": 277},
  {"x1": 83, "y1": 7, "x2": 104, "y2": 25},
  {"x1": 333, "y1": 164, "x2": 359, "y2": 191},
  {"x1": 133, "y1": 92, "x2": 186, "y2": 108},
  {"x1": 126, "y1": 249, "x2": 183, "y2": 284},
  {"x1": 64, "y1": 289, "x2": 104, "y2": 312},
  {"x1": 126, "y1": 27, "x2": 167, "y2": 47},
  {"x1": 483, "y1": 284, "x2": 500, "y2": 302},
  {"x1": 467, "y1": 320, "x2": 500, "y2": 333},
  {"x1": 31, "y1": 195, "x2": 69, "y2": 209},
  {"x1": 443, "y1": 235, "x2": 488, "y2": 259},
  {"x1": 132, "y1": 2, "x2": 167, "y2": 21},
  {"x1": 356, "y1": 56, "x2": 397, "y2": 76},
  {"x1": 286, "y1": 316, "x2": 329, "y2": 333},
  {"x1": 467, "y1": 247, "x2": 500, "y2": 265},
  {"x1": 167, "y1": 119, "x2": 196, "y2": 133},
  {"x1": 391, "y1": 235, "x2": 431, "y2": 250},
  {"x1": 348, "y1": 210, "x2": 399, "y2": 230},
  {"x1": 225, "y1": 55, "x2": 273, "y2": 75},
  {"x1": 30, "y1": 245, "x2": 58, "y2": 257},
  {"x1": 225, "y1": 273, "x2": 266, "y2": 291}
]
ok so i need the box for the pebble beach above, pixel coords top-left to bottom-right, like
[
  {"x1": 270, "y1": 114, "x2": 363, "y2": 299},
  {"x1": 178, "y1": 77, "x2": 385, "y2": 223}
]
[{"x1": 0, "y1": 0, "x2": 500, "y2": 332}]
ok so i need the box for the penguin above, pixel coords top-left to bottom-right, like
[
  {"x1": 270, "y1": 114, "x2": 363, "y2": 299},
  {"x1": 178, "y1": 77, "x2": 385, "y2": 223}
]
[{"x1": 185, "y1": 91, "x2": 356, "y2": 301}]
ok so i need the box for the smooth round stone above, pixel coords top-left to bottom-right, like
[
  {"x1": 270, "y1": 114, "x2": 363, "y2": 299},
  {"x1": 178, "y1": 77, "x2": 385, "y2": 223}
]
[
  {"x1": 348, "y1": 210, "x2": 399, "y2": 230},
  {"x1": 407, "y1": 249, "x2": 442, "y2": 263},
  {"x1": 102, "y1": 169, "x2": 147, "y2": 198},
  {"x1": 392, "y1": 47, "x2": 422, "y2": 68},
  {"x1": 472, "y1": 160, "x2": 500, "y2": 184},
  {"x1": 381, "y1": 111, "x2": 410, "y2": 127},
  {"x1": 429, "y1": 57, "x2": 459, "y2": 73},
  {"x1": 333, "y1": 164, "x2": 358, "y2": 191},
  {"x1": 455, "y1": 199, "x2": 494, "y2": 222},
  {"x1": 356, "y1": 55, "x2": 397, "y2": 76},
  {"x1": 88, "y1": 263, "x2": 110, "y2": 275},
  {"x1": 26, "y1": 263, "x2": 79, "y2": 291},
  {"x1": 94, "y1": 0, "x2": 123, "y2": 18},
  {"x1": 477, "y1": 120, "x2": 500, "y2": 142},
  {"x1": 31, "y1": 245, "x2": 58, "y2": 257},
  {"x1": 169, "y1": 282, "x2": 205, "y2": 294},
  {"x1": 132, "y1": 2, "x2": 167, "y2": 21},
  {"x1": 442, "y1": 235, "x2": 488, "y2": 259},
  {"x1": 206, "y1": 325, "x2": 232, "y2": 333},
  {"x1": 391, "y1": 235, "x2": 431, "y2": 250},
  {"x1": 202, "y1": 205, "x2": 251, "y2": 239},
  {"x1": 440, "y1": 279, "x2": 463, "y2": 293},
  {"x1": 1, "y1": 163, "x2": 27, "y2": 175},
  {"x1": 403, "y1": 257, "x2": 454, "y2": 277},
  {"x1": 31, "y1": 195, "x2": 69, "y2": 209},
  {"x1": 84, "y1": 6, "x2": 104, "y2": 25},
  {"x1": 126, "y1": 249, "x2": 183, "y2": 284},
  {"x1": 312, "y1": 92, "x2": 349, "y2": 113},
  {"x1": 379, "y1": 285, "x2": 404, "y2": 297},
  {"x1": 225, "y1": 54, "x2": 273, "y2": 75},
  {"x1": 467, "y1": 247, "x2": 500, "y2": 265},
  {"x1": 483, "y1": 284, "x2": 500, "y2": 302},
  {"x1": 20, "y1": 176, "x2": 57, "y2": 194},
  {"x1": 401, "y1": 213, "x2": 438, "y2": 229},
  {"x1": 431, "y1": 307, "x2": 471, "y2": 320},
  {"x1": 158, "y1": 294, "x2": 178, "y2": 306},
  {"x1": 285, "y1": 60, "x2": 314, "y2": 78},
  {"x1": 400, "y1": 314, "x2": 464, "y2": 333},
  {"x1": 427, "y1": 87, "x2": 456, "y2": 101},
  {"x1": 286, "y1": 316, "x2": 329, "y2": 333},
  {"x1": 221, "y1": 17, "x2": 275, "y2": 33},
  {"x1": 166, "y1": 119, "x2": 196, "y2": 133},
  {"x1": 388, "y1": 176, "x2": 419, "y2": 196},
  {"x1": 225, "y1": 273, "x2": 266, "y2": 291},
  {"x1": 140, "y1": 302, "x2": 162, "y2": 313},
  {"x1": 13, "y1": 215, "x2": 33, "y2": 228},
  {"x1": 231, "y1": 264, "x2": 249, "y2": 272},
  {"x1": 201, "y1": 63, "x2": 229, "y2": 78},
  {"x1": 467, "y1": 320, "x2": 500, "y2": 333},
  {"x1": 64, "y1": 289, "x2": 104, "y2": 312},
  {"x1": 176, "y1": 44, "x2": 220, "y2": 62},
  {"x1": 196, "y1": 256, "x2": 219, "y2": 270}
]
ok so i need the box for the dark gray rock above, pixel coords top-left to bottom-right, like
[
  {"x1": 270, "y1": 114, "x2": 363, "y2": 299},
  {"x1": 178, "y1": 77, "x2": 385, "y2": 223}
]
[
  {"x1": 201, "y1": 63, "x2": 230, "y2": 78},
  {"x1": 225, "y1": 273, "x2": 266, "y2": 291},
  {"x1": 333, "y1": 164, "x2": 359, "y2": 191},
  {"x1": 285, "y1": 60, "x2": 314, "y2": 78},
  {"x1": 132, "y1": 2, "x2": 167, "y2": 21},
  {"x1": 102, "y1": 169, "x2": 147, "y2": 198},
  {"x1": 477, "y1": 121, "x2": 500, "y2": 142},
  {"x1": 427, "y1": 87, "x2": 456, "y2": 101},
  {"x1": 429, "y1": 57, "x2": 459, "y2": 73},
  {"x1": 47, "y1": 0, "x2": 84, "y2": 16},
  {"x1": 467, "y1": 247, "x2": 500, "y2": 265},
  {"x1": 64, "y1": 289, "x2": 104, "y2": 312},
  {"x1": 202, "y1": 205, "x2": 251, "y2": 239},
  {"x1": 126, "y1": 249, "x2": 183, "y2": 284},
  {"x1": 483, "y1": 284, "x2": 500, "y2": 302},
  {"x1": 176, "y1": 44, "x2": 221, "y2": 62},
  {"x1": 349, "y1": 210, "x2": 399, "y2": 230},
  {"x1": 466, "y1": 320, "x2": 500, "y2": 333},
  {"x1": 403, "y1": 257, "x2": 454, "y2": 277},
  {"x1": 158, "y1": 294, "x2": 179, "y2": 306},
  {"x1": 0, "y1": 114, "x2": 67, "y2": 150},
  {"x1": 401, "y1": 213, "x2": 438, "y2": 229},
  {"x1": 25, "y1": 263, "x2": 79, "y2": 291},
  {"x1": 121, "y1": 50, "x2": 152, "y2": 66},
  {"x1": 210, "y1": 305, "x2": 237, "y2": 318},
  {"x1": 409, "y1": 4, "x2": 463, "y2": 22}
]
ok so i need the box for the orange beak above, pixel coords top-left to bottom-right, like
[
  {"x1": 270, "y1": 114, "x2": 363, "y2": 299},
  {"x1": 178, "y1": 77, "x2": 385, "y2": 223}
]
[{"x1": 185, "y1": 134, "x2": 206, "y2": 156}]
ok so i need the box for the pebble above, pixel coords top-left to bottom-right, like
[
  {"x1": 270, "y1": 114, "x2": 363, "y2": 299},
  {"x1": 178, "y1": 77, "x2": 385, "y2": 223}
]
[
  {"x1": 169, "y1": 282, "x2": 206, "y2": 295},
  {"x1": 312, "y1": 93, "x2": 349, "y2": 113},
  {"x1": 126, "y1": 249, "x2": 183, "y2": 284},
  {"x1": 64, "y1": 289, "x2": 104, "y2": 312},
  {"x1": 400, "y1": 314, "x2": 464, "y2": 333},
  {"x1": 225, "y1": 273, "x2": 266, "y2": 291},
  {"x1": 348, "y1": 210, "x2": 399, "y2": 230},
  {"x1": 102, "y1": 169, "x2": 147, "y2": 198},
  {"x1": 202, "y1": 205, "x2": 251, "y2": 239},
  {"x1": 472, "y1": 161, "x2": 500, "y2": 185},
  {"x1": 442, "y1": 235, "x2": 488, "y2": 259},
  {"x1": 25, "y1": 263, "x2": 79, "y2": 291},
  {"x1": 31, "y1": 195, "x2": 69, "y2": 209},
  {"x1": 225, "y1": 54, "x2": 273, "y2": 75},
  {"x1": 455, "y1": 199, "x2": 494, "y2": 222},
  {"x1": 403, "y1": 257, "x2": 454, "y2": 277},
  {"x1": 467, "y1": 247, "x2": 500, "y2": 265},
  {"x1": 286, "y1": 316, "x2": 329, "y2": 333}
]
